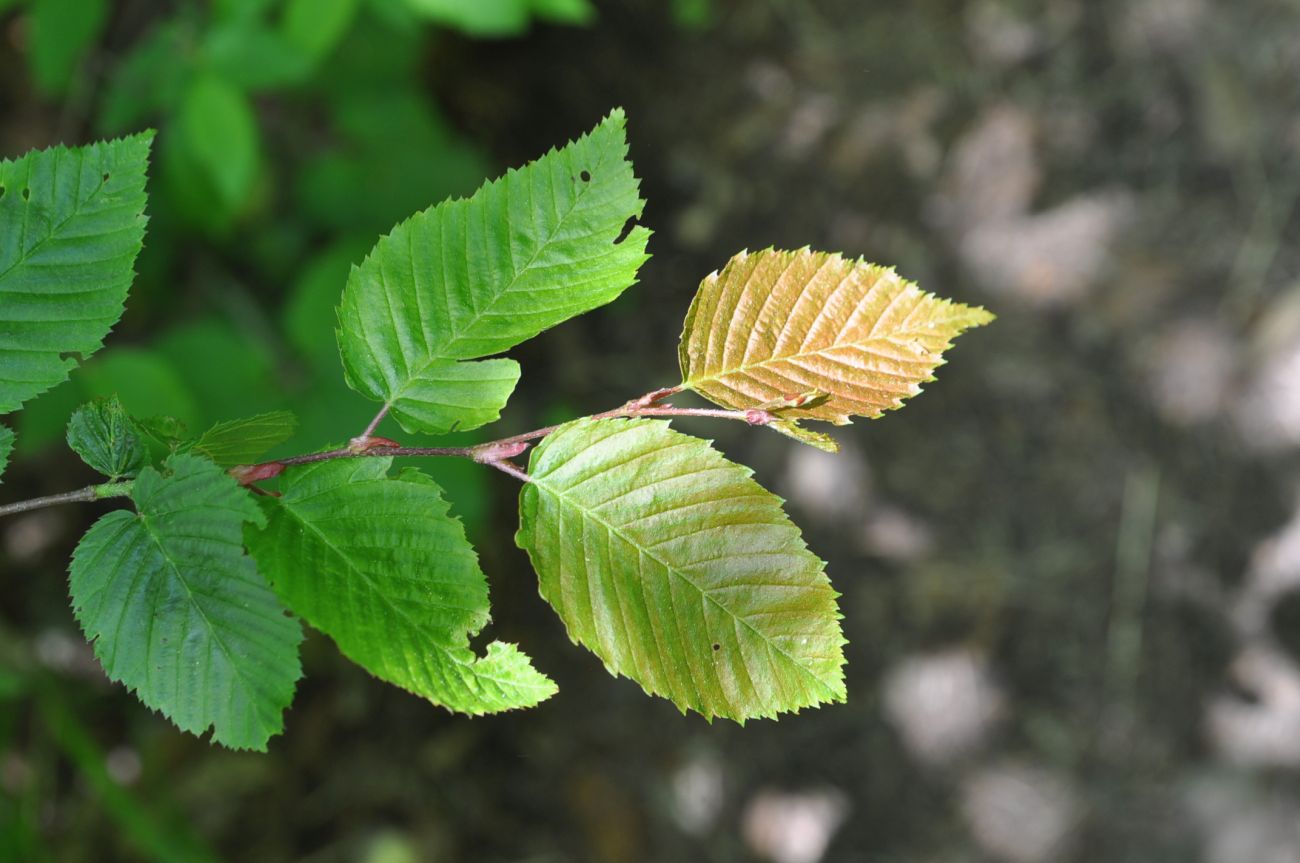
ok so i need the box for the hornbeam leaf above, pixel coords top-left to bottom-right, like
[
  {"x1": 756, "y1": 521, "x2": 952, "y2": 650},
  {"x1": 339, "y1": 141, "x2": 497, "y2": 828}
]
[
  {"x1": 246, "y1": 459, "x2": 556, "y2": 714},
  {"x1": 66, "y1": 395, "x2": 148, "y2": 478},
  {"x1": 0, "y1": 424, "x2": 12, "y2": 483},
  {"x1": 337, "y1": 108, "x2": 650, "y2": 435},
  {"x1": 0, "y1": 133, "x2": 153, "y2": 414},
  {"x1": 68, "y1": 454, "x2": 302, "y2": 751},
  {"x1": 189, "y1": 410, "x2": 298, "y2": 467},
  {"x1": 679, "y1": 248, "x2": 993, "y2": 431},
  {"x1": 516, "y1": 417, "x2": 846, "y2": 721}
]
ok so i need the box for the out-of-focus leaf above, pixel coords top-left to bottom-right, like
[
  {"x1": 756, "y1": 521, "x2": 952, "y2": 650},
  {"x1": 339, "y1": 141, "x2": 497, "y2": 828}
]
[
  {"x1": 28, "y1": 0, "x2": 109, "y2": 95},
  {"x1": 189, "y1": 411, "x2": 297, "y2": 466},
  {"x1": 336, "y1": 109, "x2": 650, "y2": 435},
  {"x1": 98, "y1": 21, "x2": 193, "y2": 134},
  {"x1": 0, "y1": 133, "x2": 153, "y2": 414},
  {"x1": 517, "y1": 417, "x2": 847, "y2": 721},
  {"x1": 175, "y1": 74, "x2": 261, "y2": 215},
  {"x1": 66, "y1": 396, "x2": 149, "y2": 478},
  {"x1": 283, "y1": 239, "x2": 369, "y2": 372},
  {"x1": 247, "y1": 459, "x2": 556, "y2": 713},
  {"x1": 69, "y1": 454, "x2": 301, "y2": 750},
  {"x1": 402, "y1": 0, "x2": 593, "y2": 34},
  {"x1": 201, "y1": 18, "x2": 313, "y2": 90},
  {"x1": 680, "y1": 248, "x2": 994, "y2": 430},
  {"x1": 282, "y1": 0, "x2": 359, "y2": 61},
  {"x1": 155, "y1": 320, "x2": 281, "y2": 421}
]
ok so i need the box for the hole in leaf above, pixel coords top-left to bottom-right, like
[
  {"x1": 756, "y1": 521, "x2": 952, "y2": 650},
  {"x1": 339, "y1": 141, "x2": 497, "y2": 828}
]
[
  {"x1": 102, "y1": 172, "x2": 111, "y2": 183},
  {"x1": 21, "y1": 187, "x2": 30, "y2": 201},
  {"x1": 711, "y1": 643, "x2": 721, "y2": 652},
  {"x1": 0, "y1": 186, "x2": 6, "y2": 199},
  {"x1": 613, "y1": 216, "x2": 637, "y2": 245},
  {"x1": 579, "y1": 169, "x2": 591, "y2": 182}
]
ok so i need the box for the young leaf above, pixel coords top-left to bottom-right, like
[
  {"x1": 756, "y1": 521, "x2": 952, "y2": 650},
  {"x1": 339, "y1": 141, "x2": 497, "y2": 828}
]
[
  {"x1": 0, "y1": 425, "x2": 12, "y2": 483},
  {"x1": 66, "y1": 396, "x2": 148, "y2": 479},
  {"x1": 336, "y1": 108, "x2": 651, "y2": 435},
  {"x1": 679, "y1": 248, "x2": 994, "y2": 432},
  {"x1": 246, "y1": 459, "x2": 556, "y2": 714},
  {"x1": 516, "y1": 417, "x2": 846, "y2": 721},
  {"x1": 0, "y1": 132, "x2": 153, "y2": 414},
  {"x1": 68, "y1": 454, "x2": 301, "y2": 751},
  {"x1": 188, "y1": 410, "x2": 298, "y2": 467}
]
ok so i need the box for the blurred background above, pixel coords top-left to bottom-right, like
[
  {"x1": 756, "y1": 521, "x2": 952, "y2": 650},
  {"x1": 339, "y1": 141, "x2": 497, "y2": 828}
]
[{"x1": 2, "y1": 0, "x2": 1299, "y2": 860}]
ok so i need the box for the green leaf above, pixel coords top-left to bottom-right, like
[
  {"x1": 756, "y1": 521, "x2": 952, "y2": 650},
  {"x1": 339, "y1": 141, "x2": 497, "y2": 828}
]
[
  {"x1": 0, "y1": 132, "x2": 153, "y2": 414},
  {"x1": 136, "y1": 414, "x2": 189, "y2": 449},
  {"x1": 28, "y1": 0, "x2": 109, "y2": 95},
  {"x1": 66, "y1": 396, "x2": 148, "y2": 478},
  {"x1": 201, "y1": 18, "x2": 314, "y2": 91},
  {"x1": 175, "y1": 74, "x2": 260, "y2": 213},
  {"x1": 0, "y1": 424, "x2": 12, "y2": 483},
  {"x1": 68, "y1": 454, "x2": 301, "y2": 750},
  {"x1": 516, "y1": 417, "x2": 846, "y2": 721},
  {"x1": 402, "y1": 0, "x2": 593, "y2": 34},
  {"x1": 281, "y1": 0, "x2": 359, "y2": 62},
  {"x1": 188, "y1": 411, "x2": 297, "y2": 466},
  {"x1": 679, "y1": 248, "x2": 994, "y2": 432},
  {"x1": 247, "y1": 459, "x2": 556, "y2": 713},
  {"x1": 336, "y1": 108, "x2": 650, "y2": 435}
]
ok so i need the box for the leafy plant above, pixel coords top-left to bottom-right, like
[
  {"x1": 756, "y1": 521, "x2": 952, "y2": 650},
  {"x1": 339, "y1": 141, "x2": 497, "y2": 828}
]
[{"x1": 0, "y1": 110, "x2": 992, "y2": 750}]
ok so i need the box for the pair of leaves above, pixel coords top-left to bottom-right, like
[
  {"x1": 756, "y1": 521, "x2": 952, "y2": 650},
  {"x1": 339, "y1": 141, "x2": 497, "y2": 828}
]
[{"x1": 336, "y1": 108, "x2": 650, "y2": 435}]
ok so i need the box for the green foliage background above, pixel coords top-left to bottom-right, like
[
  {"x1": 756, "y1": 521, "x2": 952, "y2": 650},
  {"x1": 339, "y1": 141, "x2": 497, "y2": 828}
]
[{"x1": 3, "y1": 0, "x2": 1298, "y2": 861}]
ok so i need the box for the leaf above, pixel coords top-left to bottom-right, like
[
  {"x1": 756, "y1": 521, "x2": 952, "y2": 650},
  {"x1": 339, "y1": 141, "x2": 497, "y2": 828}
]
[
  {"x1": 136, "y1": 415, "x2": 189, "y2": 449},
  {"x1": 28, "y1": 0, "x2": 109, "y2": 95},
  {"x1": 0, "y1": 424, "x2": 12, "y2": 483},
  {"x1": 281, "y1": 0, "x2": 359, "y2": 62},
  {"x1": 68, "y1": 454, "x2": 302, "y2": 750},
  {"x1": 66, "y1": 396, "x2": 148, "y2": 478},
  {"x1": 246, "y1": 459, "x2": 556, "y2": 713},
  {"x1": 679, "y1": 248, "x2": 994, "y2": 430},
  {"x1": 336, "y1": 108, "x2": 650, "y2": 435},
  {"x1": 189, "y1": 411, "x2": 298, "y2": 467},
  {"x1": 0, "y1": 132, "x2": 153, "y2": 415},
  {"x1": 516, "y1": 417, "x2": 846, "y2": 721},
  {"x1": 175, "y1": 74, "x2": 260, "y2": 213},
  {"x1": 402, "y1": 0, "x2": 593, "y2": 34}
]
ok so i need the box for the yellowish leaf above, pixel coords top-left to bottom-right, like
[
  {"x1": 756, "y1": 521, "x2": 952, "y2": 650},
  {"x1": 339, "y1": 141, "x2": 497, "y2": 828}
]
[{"x1": 679, "y1": 248, "x2": 993, "y2": 426}]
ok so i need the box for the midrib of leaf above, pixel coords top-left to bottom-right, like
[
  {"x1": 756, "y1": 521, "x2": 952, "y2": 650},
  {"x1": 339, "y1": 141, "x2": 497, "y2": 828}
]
[
  {"x1": 134, "y1": 512, "x2": 262, "y2": 705},
  {"x1": 530, "y1": 476, "x2": 840, "y2": 697},
  {"x1": 0, "y1": 155, "x2": 113, "y2": 287},
  {"x1": 388, "y1": 142, "x2": 613, "y2": 404},
  {"x1": 684, "y1": 329, "x2": 940, "y2": 390}
]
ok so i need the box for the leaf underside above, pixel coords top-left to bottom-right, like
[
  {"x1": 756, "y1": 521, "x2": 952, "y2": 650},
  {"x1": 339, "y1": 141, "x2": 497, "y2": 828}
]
[
  {"x1": 517, "y1": 417, "x2": 846, "y2": 722},
  {"x1": 246, "y1": 458, "x2": 555, "y2": 714},
  {"x1": 189, "y1": 410, "x2": 299, "y2": 466},
  {"x1": 0, "y1": 132, "x2": 153, "y2": 414},
  {"x1": 679, "y1": 248, "x2": 993, "y2": 434},
  {"x1": 336, "y1": 108, "x2": 651, "y2": 435},
  {"x1": 68, "y1": 454, "x2": 301, "y2": 751}
]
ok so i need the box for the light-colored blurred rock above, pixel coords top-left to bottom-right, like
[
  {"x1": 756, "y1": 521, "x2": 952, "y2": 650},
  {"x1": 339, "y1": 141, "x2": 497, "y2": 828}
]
[
  {"x1": 1118, "y1": 0, "x2": 1208, "y2": 55},
  {"x1": 1208, "y1": 646, "x2": 1300, "y2": 767},
  {"x1": 669, "y1": 752, "x2": 725, "y2": 836},
  {"x1": 1236, "y1": 338, "x2": 1300, "y2": 451},
  {"x1": 1186, "y1": 778, "x2": 1300, "y2": 863},
  {"x1": 862, "y1": 505, "x2": 935, "y2": 562},
  {"x1": 742, "y1": 787, "x2": 849, "y2": 863},
  {"x1": 960, "y1": 763, "x2": 1081, "y2": 863},
  {"x1": 940, "y1": 104, "x2": 1040, "y2": 227},
  {"x1": 781, "y1": 440, "x2": 870, "y2": 524},
  {"x1": 883, "y1": 648, "x2": 1004, "y2": 765},
  {"x1": 1143, "y1": 320, "x2": 1237, "y2": 427},
  {"x1": 966, "y1": 1, "x2": 1043, "y2": 66}
]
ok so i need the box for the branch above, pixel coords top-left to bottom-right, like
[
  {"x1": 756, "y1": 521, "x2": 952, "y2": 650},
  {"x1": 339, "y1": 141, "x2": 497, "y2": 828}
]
[
  {"x1": 0, "y1": 482, "x2": 133, "y2": 519},
  {"x1": 0, "y1": 385, "x2": 777, "y2": 517}
]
